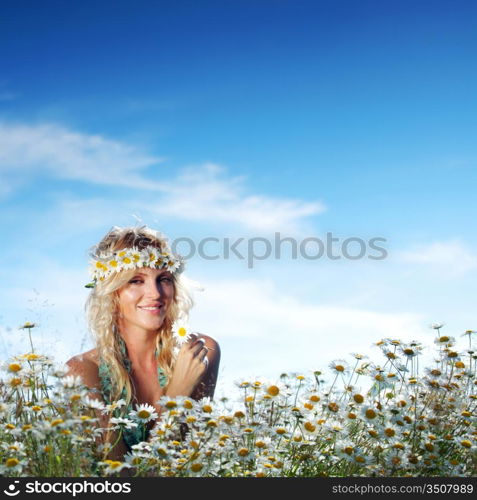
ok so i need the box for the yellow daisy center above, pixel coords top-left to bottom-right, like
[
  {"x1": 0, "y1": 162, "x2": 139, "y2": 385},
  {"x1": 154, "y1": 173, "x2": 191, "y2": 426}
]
[
  {"x1": 353, "y1": 394, "x2": 364, "y2": 404},
  {"x1": 304, "y1": 422, "x2": 316, "y2": 433},
  {"x1": 267, "y1": 385, "x2": 280, "y2": 396}
]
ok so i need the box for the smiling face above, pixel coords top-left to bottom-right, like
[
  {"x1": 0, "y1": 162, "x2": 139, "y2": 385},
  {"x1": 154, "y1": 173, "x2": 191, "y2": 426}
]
[{"x1": 116, "y1": 267, "x2": 175, "y2": 336}]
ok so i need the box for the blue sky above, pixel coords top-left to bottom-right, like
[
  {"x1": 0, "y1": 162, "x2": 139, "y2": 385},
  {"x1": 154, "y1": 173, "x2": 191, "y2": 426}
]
[{"x1": 0, "y1": 0, "x2": 476, "y2": 393}]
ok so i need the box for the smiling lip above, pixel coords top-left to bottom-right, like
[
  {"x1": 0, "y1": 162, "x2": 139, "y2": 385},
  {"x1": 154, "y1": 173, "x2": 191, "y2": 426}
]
[{"x1": 138, "y1": 305, "x2": 163, "y2": 314}]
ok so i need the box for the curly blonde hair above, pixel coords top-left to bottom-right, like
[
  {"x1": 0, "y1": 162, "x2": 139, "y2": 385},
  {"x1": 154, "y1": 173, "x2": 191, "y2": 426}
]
[{"x1": 85, "y1": 226, "x2": 193, "y2": 406}]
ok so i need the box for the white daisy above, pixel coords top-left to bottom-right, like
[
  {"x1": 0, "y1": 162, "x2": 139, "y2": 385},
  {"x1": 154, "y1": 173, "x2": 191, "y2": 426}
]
[
  {"x1": 166, "y1": 255, "x2": 184, "y2": 273},
  {"x1": 61, "y1": 375, "x2": 84, "y2": 389},
  {"x1": 117, "y1": 250, "x2": 136, "y2": 270},
  {"x1": 109, "y1": 417, "x2": 139, "y2": 430},
  {"x1": 129, "y1": 247, "x2": 143, "y2": 265},
  {"x1": 84, "y1": 396, "x2": 106, "y2": 412},
  {"x1": 0, "y1": 402, "x2": 12, "y2": 414},
  {"x1": 104, "y1": 398, "x2": 127, "y2": 413},
  {"x1": 129, "y1": 403, "x2": 158, "y2": 424},
  {"x1": 99, "y1": 459, "x2": 132, "y2": 475},
  {"x1": 2, "y1": 441, "x2": 26, "y2": 454},
  {"x1": 0, "y1": 457, "x2": 26, "y2": 474},
  {"x1": 89, "y1": 259, "x2": 109, "y2": 280},
  {"x1": 302, "y1": 420, "x2": 320, "y2": 436},
  {"x1": 143, "y1": 247, "x2": 160, "y2": 268},
  {"x1": 172, "y1": 320, "x2": 192, "y2": 345}
]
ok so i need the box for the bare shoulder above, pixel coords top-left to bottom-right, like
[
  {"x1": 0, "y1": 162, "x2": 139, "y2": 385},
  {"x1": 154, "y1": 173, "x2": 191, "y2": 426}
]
[{"x1": 65, "y1": 348, "x2": 100, "y2": 388}]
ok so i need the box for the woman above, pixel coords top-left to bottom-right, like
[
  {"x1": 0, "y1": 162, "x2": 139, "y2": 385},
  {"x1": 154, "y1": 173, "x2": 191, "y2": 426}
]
[{"x1": 66, "y1": 225, "x2": 220, "y2": 460}]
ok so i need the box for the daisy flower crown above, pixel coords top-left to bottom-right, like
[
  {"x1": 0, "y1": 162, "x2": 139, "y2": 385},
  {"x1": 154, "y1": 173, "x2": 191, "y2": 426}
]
[{"x1": 86, "y1": 245, "x2": 185, "y2": 288}]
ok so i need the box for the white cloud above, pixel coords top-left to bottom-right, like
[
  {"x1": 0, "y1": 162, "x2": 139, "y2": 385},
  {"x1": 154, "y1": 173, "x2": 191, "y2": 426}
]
[
  {"x1": 0, "y1": 122, "x2": 166, "y2": 190},
  {"x1": 399, "y1": 240, "x2": 477, "y2": 276},
  {"x1": 0, "y1": 121, "x2": 324, "y2": 233},
  {"x1": 147, "y1": 163, "x2": 326, "y2": 233}
]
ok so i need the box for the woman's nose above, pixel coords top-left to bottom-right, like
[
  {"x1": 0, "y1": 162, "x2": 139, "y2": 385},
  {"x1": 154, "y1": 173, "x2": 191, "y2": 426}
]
[{"x1": 145, "y1": 279, "x2": 162, "y2": 298}]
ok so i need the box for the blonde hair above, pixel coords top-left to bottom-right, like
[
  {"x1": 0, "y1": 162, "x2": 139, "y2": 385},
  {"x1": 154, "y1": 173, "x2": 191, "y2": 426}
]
[{"x1": 85, "y1": 226, "x2": 193, "y2": 406}]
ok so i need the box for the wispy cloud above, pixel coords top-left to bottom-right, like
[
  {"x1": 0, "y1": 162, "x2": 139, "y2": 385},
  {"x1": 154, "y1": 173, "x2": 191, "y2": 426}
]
[
  {"x1": 0, "y1": 122, "x2": 166, "y2": 190},
  {"x1": 0, "y1": 121, "x2": 324, "y2": 233},
  {"x1": 147, "y1": 163, "x2": 325, "y2": 233},
  {"x1": 399, "y1": 240, "x2": 477, "y2": 276}
]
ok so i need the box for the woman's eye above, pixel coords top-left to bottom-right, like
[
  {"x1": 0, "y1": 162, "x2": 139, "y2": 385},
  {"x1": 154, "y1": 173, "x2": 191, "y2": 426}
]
[
  {"x1": 160, "y1": 277, "x2": 173, "y2": 284},
  {"x1": 129, "y1": 279, "x2": 143, "y2": 284}
]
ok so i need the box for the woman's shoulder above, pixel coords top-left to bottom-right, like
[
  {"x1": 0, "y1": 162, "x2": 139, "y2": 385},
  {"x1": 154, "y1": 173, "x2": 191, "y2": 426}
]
[
  {"x1": 66, "y1": 348, "x2": 99, "y2": 367},
  {"x1": 65, "y1": 349, "x2": 101, "y2": 388}
]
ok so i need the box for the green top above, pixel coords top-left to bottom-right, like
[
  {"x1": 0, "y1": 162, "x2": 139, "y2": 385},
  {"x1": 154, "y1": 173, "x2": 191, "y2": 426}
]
[{"x1": 98, "y1": 337, "x2": 168, "y2": 451}]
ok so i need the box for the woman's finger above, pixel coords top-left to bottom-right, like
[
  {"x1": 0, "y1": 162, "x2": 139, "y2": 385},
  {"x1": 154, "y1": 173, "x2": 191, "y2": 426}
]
[
  {"x1": 191, "y1": 339, "x2": 206, "y2": 357},
  {"x1": 187, "y1": 332, "x2": 199, "y2": 344},
  {"x1": 198, "y1": 345, "x2": 208, "y2": 360}
]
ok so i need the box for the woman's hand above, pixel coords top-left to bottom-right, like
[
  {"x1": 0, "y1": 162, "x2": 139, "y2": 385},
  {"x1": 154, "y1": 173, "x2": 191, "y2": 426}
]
[{"x1": 165, "y1": 334, "x2": 209, "y2": 398}]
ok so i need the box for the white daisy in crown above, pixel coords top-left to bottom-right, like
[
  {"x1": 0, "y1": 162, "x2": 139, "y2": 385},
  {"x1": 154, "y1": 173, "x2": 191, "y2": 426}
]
[
  {"x1": 166, "y1": 255, "x2": 184, "y2": 273},
  {"x1": 89, "y1": 259, "x2": 109, "y2": 280},
  {"x1": 116, "y1": 249, "x2": 136, "y2": 269},
  {"x1": 145, "y1": 247, "x2": 160, "y2": 268},
  {"x1": 86, "y1": 244, "x2": 184, "y2": 287},
  {"x1": 129, "y1": 247, "x2": 143, "y2": 265}
]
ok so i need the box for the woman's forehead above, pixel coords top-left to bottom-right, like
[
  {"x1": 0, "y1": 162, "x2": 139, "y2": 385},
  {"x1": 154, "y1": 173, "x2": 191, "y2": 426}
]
[{"x1": 131, "y1": 268, "x2": 172, "y2": 277}]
